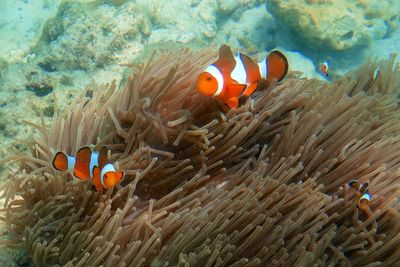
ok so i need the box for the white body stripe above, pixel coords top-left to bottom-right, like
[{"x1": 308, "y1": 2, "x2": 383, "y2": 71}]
[
  {"x1": 67, "y1": 156, "x2": 75, "y2": 172},
  {"x1": 205, "y1": 64, "x2": 224, "y2": 96},
  {"x1": 360, "y1": 193, "x2": 371, "y2": 201},
  {"x1": 258, "y1": 58, "x2": 267, "y2": 79},
  {"x1": 101, "y1": 163, "x2": 116, "y2": 186},
  {"x1": 231, "y1": 54, "x2": 247, "y2": 84},
  {"x1": 89, "y1": 151, "x2": 99, "y2": 177}
]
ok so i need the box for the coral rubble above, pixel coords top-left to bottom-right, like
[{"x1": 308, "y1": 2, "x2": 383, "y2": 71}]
[{"x1": 1, "y1": 47, "x2": 400, "y2": 266}]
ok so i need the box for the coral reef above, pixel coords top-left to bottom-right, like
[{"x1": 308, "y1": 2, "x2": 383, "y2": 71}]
[
  {"x1": 35, "y1": 1, "x2": 148, "y2": 73},
  {"x1": 1, "y1": 47, "x2": 400, "y2": 266},
  {"x1": 266, "y1": 0, "x2": 400, "y2": 50},
  {"x1": 33, "y1": 0, "x2": 265, "y2": 73}
]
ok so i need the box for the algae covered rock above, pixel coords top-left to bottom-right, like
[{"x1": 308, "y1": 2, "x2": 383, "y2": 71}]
[
  {"x1": 266, "y1": 0, "x2": 400, "y2": 50},
  {"x1": 34, "y1": 1, "x2": 149, "y2": 72},
  {"x1": 218, "y1": 3, "x2": 275, "y2": 52}
]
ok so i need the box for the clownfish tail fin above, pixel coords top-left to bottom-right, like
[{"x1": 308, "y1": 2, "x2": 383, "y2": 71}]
[
  {"x1": 117, "y1": 171, "x2": 125, "y2": 182},
  {"x1": 266, "y1": 50, "x2": 288, "y2": 83},
  {"x1": 52, "y1": 151, "x2": 69, "y2": 171}
]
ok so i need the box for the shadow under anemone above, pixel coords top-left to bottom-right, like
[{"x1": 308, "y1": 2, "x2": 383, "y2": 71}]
[{"x1": 1, "y1": 48, "x2": 400, "y2": 267}]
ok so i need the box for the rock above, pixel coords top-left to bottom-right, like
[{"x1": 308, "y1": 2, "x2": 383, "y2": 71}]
[
  {"x1": 33, "y1": 1, "x2": 149, "y2": 72},
  {"x1": 218, "y1": 4, "x2": 276, "y2": 52},
  {"x1": 25, "y1": 69, "x2": 55, "y2": 97},
  {"x1": 266, "y1": 0, "x2": 400, "y2": 50}
]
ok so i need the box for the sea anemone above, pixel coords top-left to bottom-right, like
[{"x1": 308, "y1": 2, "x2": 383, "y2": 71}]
[{"x1": 1, "y1": 48, "x2": 400, "y2": 266}]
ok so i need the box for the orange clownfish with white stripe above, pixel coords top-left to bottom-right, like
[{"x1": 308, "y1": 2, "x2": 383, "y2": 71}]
[
  {"x1": 196, "y1": 45, "x2": 288, "y2": 108},
  {"x1": 348, "y1": 180, "x2": 372, "y2": 216},
  {"x1": 52, "y1": 146, "x2": 124, "y2": 192}
]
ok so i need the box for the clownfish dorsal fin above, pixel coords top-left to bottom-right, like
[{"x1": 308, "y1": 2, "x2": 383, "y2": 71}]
[
  {"x1": 266, "y1": 50, "x2": 288, "y2": 83},
  {"x1": 52, "y1": 151, "x2": 69, "y2": 171},
  {"x1": 214, "y1": 45, "x2": 236, "y2": 74},
  {"x1": 74, "y1": 146, "x2": 92, "y2": 180},
  {"x1": 98, "y1": 146, "x2": 108, "y2": 170}
]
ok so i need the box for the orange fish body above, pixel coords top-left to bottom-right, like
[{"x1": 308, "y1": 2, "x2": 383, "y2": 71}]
[
  {"x1": 196, "y1": 45, "x2": 288, "y2": 108},
  {"x1": 357, "y1": 193, "x2": 371, "y2": 216},
  {"x1": 348, "y1": 180, "x2": 371, "y2": 215},
  {"x1": 52, "y1": 146, "x2": 124, "y2": 191}
]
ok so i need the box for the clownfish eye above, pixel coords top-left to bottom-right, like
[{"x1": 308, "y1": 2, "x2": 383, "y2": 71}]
[{"x1": 206, "y1": 76, "x2": 212, "y2": 81}]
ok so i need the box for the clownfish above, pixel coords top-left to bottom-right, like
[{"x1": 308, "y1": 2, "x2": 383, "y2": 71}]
[
  {"x1": 320, "y1": 61, "x2": 329, "y2": 77},
  {"x1": 348, "y1": 180, "x2": 371, "y2": 215},
  {"x1": 196, "y1": 45, "x2": 288, "y2": 109},
  {"x1": 357, "y1": 192, "x2": 371, "y2": 215},
  {"x1": 373, "y1": 67, "x2": 380, "y2": 80},
  {"x1": 52, "y1": 146, "x2": 124, "y2": 191}
]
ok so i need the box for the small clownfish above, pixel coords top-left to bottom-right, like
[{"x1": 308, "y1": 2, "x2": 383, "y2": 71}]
[
  {"x1": 348, "y1": 180, "x2": 372, "y2": 216},
  {"x1": 196, "y1": 45, "x2": 288, "y2": 109},
  {"x1": 348, "y1": 180, "x2": 368, "y2": 194},
  {"x1": 52, "y1": 146, "x2": 124, "y2": 192},
  {"x1": 320, "y1": 61, "x2": 329, "y2": 77},
  {"x1": 373, "y1": 67, "x2": 380, "y2": 80},
  {"x1": 357, "y1": 192, "x2": 372, "y2": 216}
]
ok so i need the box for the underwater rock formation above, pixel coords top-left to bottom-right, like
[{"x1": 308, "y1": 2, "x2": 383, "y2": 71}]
[
  {"x1": 1, "y1": 48, "x2": 400, "y2": 266},
  {"x1": 34, "y1": 0, "x2": 265, "y2": 73},
  {"x1": 266, "y1": 0, "x2": 400, "y2": 50},
  {"x1": 35, "y1": 1, "x2": 149, "y2": 72}
]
